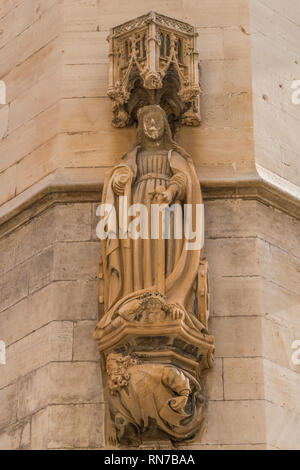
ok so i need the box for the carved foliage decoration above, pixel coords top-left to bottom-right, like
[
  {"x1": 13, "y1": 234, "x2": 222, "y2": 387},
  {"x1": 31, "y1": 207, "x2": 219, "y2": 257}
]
[{"x1": 107, "y1": 11, "x2": 201, "y2": 131}]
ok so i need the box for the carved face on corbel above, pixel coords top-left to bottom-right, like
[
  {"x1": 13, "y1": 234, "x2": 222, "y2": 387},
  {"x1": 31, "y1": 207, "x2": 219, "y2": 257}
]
[{"x1": 142, "y1": 108, "x2": 165, "y2": 141}]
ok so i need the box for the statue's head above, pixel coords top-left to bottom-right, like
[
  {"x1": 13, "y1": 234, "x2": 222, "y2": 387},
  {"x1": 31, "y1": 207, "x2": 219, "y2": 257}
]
[
  {"x1": 135, "y1": 104, "x2": 191, "y2": 161},
  {"x1": 137, "y1": 105, "x2": 169, "y2": 143}
]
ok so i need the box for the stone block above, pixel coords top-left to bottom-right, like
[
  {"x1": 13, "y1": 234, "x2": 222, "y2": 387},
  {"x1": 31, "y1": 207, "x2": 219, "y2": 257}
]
[
  {"x1": 97, "y1": 0, "x2": 183, "y2": 31},
  {"x1": 0, "y1": 384, "x2": 17, "y2": 430},
  {"x1": 18, "y1": 362, "x2": 103, "y2": 419},
  {"x1": 15, "y1": 2, "x2": 61, "y2": 67},
  {"x1": 266, "y1": 402, "x2": 300, "y2": 450},
  {"x1": 203, "y1": 358, "x2": 224, "y2": 401},
  {"x1": 263, "y1": 317, "x2": 300, "y2": 372},
  {"x1": 16, "y1": 137, "x2": 57, "y2": 195},
  {"x1": 52, "y1": 280, "x2": 98, "y2": 321},
  {"x1": 62, "y1": 63, "x2": 108, "y2": 98},
  {"x1": 0, "y1": 420, "x2": 31, "y2": 450},
  {"x1": 62, "y1": 31, "x2": 108, "y2": 64},
  {"x1": 205, "y1": 199, "x2": 258, "y2": 239},
  {"x1": 58, "y1": 124, "x2": 136, "y2": 169},
  {"x1": 0, "y1": 102, "x2": 59, "y2": 175},
  {"x1": 0, "y1": 164, "x2": 16, "y2": 206},
  {"x1": 13, "y1": 204, "x2": 92, "y2": 267},
  {"x1": 177, "y1": 127, "x2": 254, "y2": 170},
  {"x1": 0, "y1": 322, "x2": 73, "y2": 389},
  {"x1": 212, "y1": 276, "x2": 261, "y2": 317},
  {"x1": 9, "y1": 71, "x2": 60, "y2": 134},
  {"x1": 6, "y1": 36, "x2": 62, "y2": 104},
  {"x1": 182, "y1": 0, "x2": 250, "y2": 28},
  {"x1": 73, "y1": 321, "x2": 100, "y2": 362},
  {"x1": 0, "y1": 104, "x2": 9, "y2": 139},
  {"x1": 261, "y1": 280, "x2": 300, "y2": 331},
  {"x1": 47, "y1": 404, "x2": 104, "y2": 449},
  {"x1": 0, "y1": 280, "x2": 98, "y2": 346},
  {"x1": 211, "y1": 316, "x2": 262, "y2": 358},
  {"x1": 202, "y1": 400, "x2": 265, "y2": 445},
  {"x1": 224, "y1": 358, "x2": 264, "y2": 400},
  {"x1": 206, "y1": 238, "x2": 259, "y2": 277},
  {"x1": 62, "y1": 0, "x2": 101, "y2": 32},
  {"x1": 31, "y1": 408, "x2": 48, "y2": 450},
  {"x1": 28, "y1": 246, "x2": 55, "y2": 294},
  {"x1": 0, "y1": 262, "x2": 28, "y2": 312},
  {"x1": 197, "y1": 28, "x2": 224, "y2": 60},
  {"x1": 223, "y1": 25, "x2": 251, "y2": 60},
  {"x1": 0, "y1": 0, "x2": 58, "y2": 51},
  {"x1": 257, "y1": 203, "x2": 300, "y2": 259},
  {"x1": 264, "y1": 360, "x2": 300, "y2": 415},
  {"x1": 53, "y1": 241, "x2": 100, "y2": 281}
]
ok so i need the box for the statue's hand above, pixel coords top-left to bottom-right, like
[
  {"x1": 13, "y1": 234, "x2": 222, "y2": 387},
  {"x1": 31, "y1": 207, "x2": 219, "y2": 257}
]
[
  {"x1": 153, "y1": 188, "x2": 173, "y2": 205},
  {"x1": 112, "y1": 168, "x2": 131, "y2": 195}
]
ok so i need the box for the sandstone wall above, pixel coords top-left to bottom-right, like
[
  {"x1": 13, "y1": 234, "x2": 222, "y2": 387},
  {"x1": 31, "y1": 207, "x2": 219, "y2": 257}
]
[
  {"x1": 250, "y1": 0, "x2": 300, "y2": 187},
  {"x1": 0, "y1": 0, "x2": 254, "y2": 211},
  {"x1": 0, "y1": 202, "x2": 104, "y2": 449}
]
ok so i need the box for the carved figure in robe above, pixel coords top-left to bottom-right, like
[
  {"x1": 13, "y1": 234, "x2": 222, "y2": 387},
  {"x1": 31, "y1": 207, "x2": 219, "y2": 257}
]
[{"x1": 96, "y1": 105, "x2": 208, "y2": 336}]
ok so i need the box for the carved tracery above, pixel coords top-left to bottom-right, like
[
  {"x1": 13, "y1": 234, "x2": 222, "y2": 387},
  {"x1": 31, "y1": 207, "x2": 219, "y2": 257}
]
[{"x1": 107, "y1": 11, "x2": 201, "y2": 132}]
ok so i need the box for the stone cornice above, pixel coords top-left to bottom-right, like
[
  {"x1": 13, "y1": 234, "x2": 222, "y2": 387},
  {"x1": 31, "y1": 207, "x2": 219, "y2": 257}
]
[{"x1": 0, "y1": 167, "x2": 299, "y2": 238}]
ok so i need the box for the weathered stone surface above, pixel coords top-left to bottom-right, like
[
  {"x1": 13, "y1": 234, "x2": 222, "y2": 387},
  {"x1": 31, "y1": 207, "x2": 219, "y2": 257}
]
[
  {"x1": 0, "y1": 164, "x2": 16, "y2": 206},
  {"x1": 206, "y1": 238, "x2": 259, "y2": 277},
  {"x1": 224, "y1": 358, "x2": 264, "y2": 400},
  {"x1": 0, "y1": 384, "x2": 17, "y2": 430},
  {"x1": 258, "y1": 239, "x2": 300, "y2": 296},
  {"x1": 47, "y1": 404, "x2": 104, "y2": 449},
  {"x1": 73, "y1": 321, "x2": 99, "y2": 362},
  {"x1": 27, "y1": 246, "x2": 54, "y2": 294},
  {"x1": 0, "y1": 281, "x2": 97, "y2": 347},
  {"x1": 203, "y1": 358, "x2": 224, "y2": 401},
  {"x1": 211, "y1": 317, "x2": 262, "y2": 358},
  {"x1": 205, "y1": 199, "x2": 258, "y2": 239},
  {"x1": 53, "y1": 242, "x2": 99, "y2": 281},
  {"x1": 0, "y1": 104, "x2": 9, "y2": 139},
  {"x1": 0, "y1": 0, "x2": 58, "y2": 52},
  {"x1": 261, "y1": 279, "x2": 300, "y2": 331},
  {"x1": 266, "y1": 402, "x2": 300, "y2": 450},
  {"x1": 257, "y1": 203, "x2": 300, "y2": 259},
  {"x1": 12, "y1": 203, "x2": 92, "y2": 268},
  {"x1": 250, "y1": 0, "x2": 300, "y2": 186},
  {"x1": 0, "y1": 102, "x2": 59, "y2": 176},
  {"x1": 264, "y1": 360, "x2": 300, "y2": 415},
  {"x1": 202, "y1": 401, "x2": 266, "y2": 445},
  {"x1": 183, "y1": 0, "x2": 249, "y2": 27},
  {"x1": 0, "y1": 420, "x2": 31, "y2": 450},
  {"x1": 6, "y1": 36, "x2": 62, "y2": 104},
  {"x1": 0, "y1": 322, "x2": 73, "y2": 389},
  {"x1": 31, "y1": 408, "x2": 48, "y2": 450},
  {"x1": 62, "y1": 63, "x2": 108, "y2": 98},
  {"x1": 212, "y1": 277, "x2": 261, "y2": 317},
  {"x1": 18, "y1": 362, "x2": 103, "y2": 419},
  {"x1": 263, "y1": 317, "x2": 300, "y2": 372},
  {"x1": 0, "y1": 262, "x2": 28, "y2": 312}
]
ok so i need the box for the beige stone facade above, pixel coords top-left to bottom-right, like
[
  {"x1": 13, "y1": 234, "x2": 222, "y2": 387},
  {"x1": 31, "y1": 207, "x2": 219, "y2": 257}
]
[{"x1": 0, "y1": 0, "x2": 299, "y2": 450}]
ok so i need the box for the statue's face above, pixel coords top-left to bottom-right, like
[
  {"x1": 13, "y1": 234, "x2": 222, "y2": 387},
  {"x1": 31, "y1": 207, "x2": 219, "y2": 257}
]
[{"x1": 142, "y1": 111, "x2": 164, "y2": 141}]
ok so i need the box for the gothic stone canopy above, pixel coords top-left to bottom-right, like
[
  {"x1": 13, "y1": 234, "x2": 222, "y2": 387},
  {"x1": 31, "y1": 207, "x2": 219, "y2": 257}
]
[{"x1": 107, "y1": 11, "x2": 201, "y2": 131}]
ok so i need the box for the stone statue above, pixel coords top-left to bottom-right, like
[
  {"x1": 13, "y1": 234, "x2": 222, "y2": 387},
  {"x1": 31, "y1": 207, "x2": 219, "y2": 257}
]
[
  {"x1": 94, "y1": 105, "x2": 214, "y2": 449},
  {"x1": 97, "y1": 105, "x2": 205, "y2": 327}
]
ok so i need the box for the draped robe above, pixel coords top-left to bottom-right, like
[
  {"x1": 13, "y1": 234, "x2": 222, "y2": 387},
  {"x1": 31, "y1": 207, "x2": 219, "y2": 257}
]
[{"x1": 99, "y1": 146, "x2": 204, "y2": 328}]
